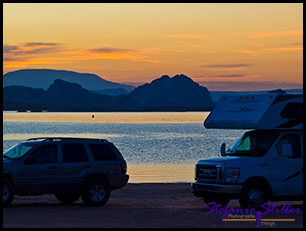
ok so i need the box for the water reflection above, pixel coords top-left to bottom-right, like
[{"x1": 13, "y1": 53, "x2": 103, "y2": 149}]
[
  {"x1": 3, "y1": 111, "x2": 244, "y2": 183},
  {"x1": 3, "y1": 111, "x2": 209, "y2": 123},
  {"x1": 127, "y1": 164, "x2": 195, "y2": 183}
]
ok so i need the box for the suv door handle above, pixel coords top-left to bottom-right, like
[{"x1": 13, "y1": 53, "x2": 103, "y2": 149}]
[
  {"x1": 48, "y1": 165, "x2": 58, "y2": 169},
  {"x1": 260, "y1": 163, "x2": 269, "y2": 166},
  {"x1": 82, "y1": 164, "x2": 91, "y2": 168}
]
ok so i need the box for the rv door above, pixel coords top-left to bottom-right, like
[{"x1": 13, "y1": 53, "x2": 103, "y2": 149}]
[{"x1": 270, "y1": 132, "x2": 303, "y2": 196}]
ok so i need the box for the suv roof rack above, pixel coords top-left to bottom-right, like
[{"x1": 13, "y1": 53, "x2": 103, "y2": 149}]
[{"x1": 26, "y1": 137, "x2": 109, "y2": 142}]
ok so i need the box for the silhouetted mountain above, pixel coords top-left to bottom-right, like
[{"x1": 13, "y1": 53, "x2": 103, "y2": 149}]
[
  {"x1": 3, "y1": 85, "x2": 45, "y2": 104},
  {"x1": 43, "y1": 79, "x2": 113, "y2": 107},
  {"x1": 3, "y1": 69, "x2": 135, "y2": 93},
  {"x1": 3, "y1": 74, "x2": 215, "y2": 111},
  {"x1": 3, "y1": 79, "x2": 139, "y2": 111},
  {"x1": 92, "y1": 88, "x2": 129, "y2": 97},
  {"x1": 129, "y1": 74, "x2": 214, "y2": 108},
  {"x1": 112, "y1": 94, "x2": 139, "y2": 109}
]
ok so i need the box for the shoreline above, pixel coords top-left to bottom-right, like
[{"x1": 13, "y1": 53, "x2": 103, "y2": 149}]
[{"x1": 3, "y1": 183, "x2": 303, "y2": 228}]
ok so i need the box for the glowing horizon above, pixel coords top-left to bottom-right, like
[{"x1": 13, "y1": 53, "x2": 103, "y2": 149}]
[{"x1": 3, "y1": 3, "x2": 303, "y2": 91}]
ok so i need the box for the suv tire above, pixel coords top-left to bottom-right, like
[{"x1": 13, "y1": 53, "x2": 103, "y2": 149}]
[
  {"x1": 81, "y1": 178, "x2": 110, "y2": 207},
  {"x1": 55, "y1": 193, "x2": 80, "y2": 204},
  {"x1": 3, "y1": 179, "x2": 14, "y2": 207}
]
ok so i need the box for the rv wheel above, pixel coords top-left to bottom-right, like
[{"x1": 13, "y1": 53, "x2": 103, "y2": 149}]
[{"x1": 239, "y1": 183, "x2": 267, "y2": 210}]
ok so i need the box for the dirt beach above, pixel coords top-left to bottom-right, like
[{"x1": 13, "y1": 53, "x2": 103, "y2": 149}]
[{"x1": 3, "y1": 183, "x2": 303, "y2": 228}]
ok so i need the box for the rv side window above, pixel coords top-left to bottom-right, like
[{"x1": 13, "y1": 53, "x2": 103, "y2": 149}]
[
  {"x1": 276, "y1": 134, "x2": 301, "y2": 158},
  {"x1": 281, "y1": 103, "x2": 303, "y2": 119}
]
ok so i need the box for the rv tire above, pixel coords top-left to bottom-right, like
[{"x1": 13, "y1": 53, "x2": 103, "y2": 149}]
[{"x1": 239, "y1": 183, "x2": 267, "y2": 210}]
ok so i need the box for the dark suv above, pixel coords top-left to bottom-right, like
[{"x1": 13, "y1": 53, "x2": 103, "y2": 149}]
[{"x1": 3, "y1": 137, "x2": 129, "y2": 207}]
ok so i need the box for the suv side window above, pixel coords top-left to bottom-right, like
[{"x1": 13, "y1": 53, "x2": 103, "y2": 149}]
[
  {"x1": 27, "y1": 145, "x2": 57, "y2": 163},
  {"x1": 61, "y1": 144, "x2": 89, "y2": 162},
  {"x1": 88, "y1": 144, "x2": 118, "y2": 161},
  {"x1": 276, "y1": 134, "x2": 301, "y2": 158}
]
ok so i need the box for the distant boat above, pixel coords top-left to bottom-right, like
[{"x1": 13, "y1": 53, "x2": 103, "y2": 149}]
[
  {"x1": 30, "y1": 109, "x2": 43, "y2": 112},
  {"x1": 17, "y1": 109, "x2": 27, "y2": 112}
]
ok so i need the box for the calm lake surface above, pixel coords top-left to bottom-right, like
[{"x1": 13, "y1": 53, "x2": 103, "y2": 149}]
[{"x1": 3, "y1": 111, "x2": 244, "y2": 183}]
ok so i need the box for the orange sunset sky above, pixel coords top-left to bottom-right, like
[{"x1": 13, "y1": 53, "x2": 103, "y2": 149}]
[{"x1": 3, "y1": 3, "x2": 303, "y2": 91}]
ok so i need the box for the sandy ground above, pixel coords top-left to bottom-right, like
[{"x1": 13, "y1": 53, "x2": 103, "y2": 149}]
[{"x1": 3, "y1": 183, "x2": 303, "y2": 228}]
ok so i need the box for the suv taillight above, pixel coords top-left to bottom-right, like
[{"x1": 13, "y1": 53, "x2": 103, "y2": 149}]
[{"x1": 120, "y1": 162, "x2": 127, "y2": 174}]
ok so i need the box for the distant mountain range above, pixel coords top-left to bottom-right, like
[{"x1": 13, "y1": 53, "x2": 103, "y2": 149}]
[
  {"x1": 3, "y1": 69, "x2": 302, "y2": 111},
  {"x1": 3, "y1": 69, "x2": 135, "y2": 93},
  {"x1": 3, "y1": 71, "x2": 214, "y2": 111}
]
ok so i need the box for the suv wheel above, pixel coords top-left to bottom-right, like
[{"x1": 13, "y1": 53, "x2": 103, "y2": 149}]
[
  {"x1": 81, "y1": 178, "x2": 110, "y2": 207},
  {"x1": 3, "y1": 179, "x2": 14, "y2": 207},
  {"x1": 55, "y1": 193, "x2": 80, "y2": 204}
]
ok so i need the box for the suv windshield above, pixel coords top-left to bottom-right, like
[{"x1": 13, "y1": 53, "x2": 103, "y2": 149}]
[
  {"x1": 3, "y1": 143, "x2": 35, "y2": 159},
  {"x1": 226, "y1": 130, "x2": 279, "y2": 157}
]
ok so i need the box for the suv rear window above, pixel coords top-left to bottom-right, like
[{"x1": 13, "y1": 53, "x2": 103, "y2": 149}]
[
  {"x1": 88, "y1": 144, "x2": 118, "y2": 161},
  {"x1": 62, "y1": 144, "x2": 89, "y2": 162}
]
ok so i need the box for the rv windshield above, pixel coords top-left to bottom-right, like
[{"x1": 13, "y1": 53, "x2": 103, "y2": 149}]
[{"x1": 226, "y1": 130, "x2": 279, "y2": 157}]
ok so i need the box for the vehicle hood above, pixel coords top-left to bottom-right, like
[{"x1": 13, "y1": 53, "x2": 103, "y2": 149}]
[
  {"x1": 197, "y1": 155, "x2": 244, "y2": 167},
  {"x1": 3, "y1": 158, "x2": 19, "y2": 165}
]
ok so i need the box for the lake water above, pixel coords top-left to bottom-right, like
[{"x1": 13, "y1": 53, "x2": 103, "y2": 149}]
[{"x1": 3, "y1": 111, "x2": 244, "y2": 183}]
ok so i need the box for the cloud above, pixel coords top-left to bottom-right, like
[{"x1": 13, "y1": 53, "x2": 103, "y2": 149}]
[
  {"x1": 200, "y1": 63, "x2": 253, "y2": 71},
  {"x1": 176, "y1": 41, "x2": 202, "y2": 48},
  {"x1": 283, "y1": 41, "x2": 303, "y2": 46},
  {"x1": 235, "y1": 46, "x2": 303, "y2": 56},
  {"x1": 3, "y1": 45, "x2": 18, "y2": 54},
  {"x1": 166, "y1": 34, "x2": 207, "y2": 39},
  {"x1": 24, "y1": 42, "x2": 59, "y2": 46},
  {"x1": 193, "y1": 74, "x2": 259, "y2": 80},
  {"x1": 201, "y1": 63, "x2": 252, "y2": 68},
  {"x1": 208, "y1": 75, "x2": 245, "y2": 78},
  {"x1": 263, "y1": 47, "x2": 303, "y2": 52},
  {"x1": 87, "y1": 48, "x2": 133, "y2": 53},
  {"x1": 247, "y1": 31, "x2": 303, "y2": 38},
  {"x1": 60, "y1": 48, "x2": 162, "y2": 63},
  {"x1": 21, "y1": 43, "x2": 61, "y2": 54},
  {"x1": 3, "y1": 43, "x2": 163, "y2": 68},
  {"x1": 3, "y1": 43, "x2": 61, "y2": 55},
  {"x1": 3, "y1": 43, "x2": 63, "y2": 68}
]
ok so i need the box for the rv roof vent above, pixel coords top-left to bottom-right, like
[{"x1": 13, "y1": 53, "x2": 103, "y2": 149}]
[{"x1": 267, "y1": 89, "x2": 286, "y2": 94}]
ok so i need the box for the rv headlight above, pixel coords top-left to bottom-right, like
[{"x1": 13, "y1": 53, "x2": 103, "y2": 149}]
[{"x1": 223, "y1": 167, "x2": 239, "y2": 183}]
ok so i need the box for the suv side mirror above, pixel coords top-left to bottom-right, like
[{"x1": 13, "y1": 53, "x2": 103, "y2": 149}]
[
  {"x1": 221, "y1": 143, "x2": 226, "y2": 156},
  {"x1": 282, "y1": 144, "x2": 293, "y2": 157},
  {"x1": 25, "y1": 156, "x2": 37, "y2": 165}
]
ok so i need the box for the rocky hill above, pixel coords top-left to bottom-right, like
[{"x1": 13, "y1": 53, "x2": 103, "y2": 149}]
[
  {"x1": 3, "y1": 74, "x2": 215, "y2": 111},
  {"x1": 129, "y1": 74, "x2": 214, "y2": 108}
]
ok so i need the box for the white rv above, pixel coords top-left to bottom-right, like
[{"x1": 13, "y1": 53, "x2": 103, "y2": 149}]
[{"x1": 191, "y1": 92, "x2": 303, "y2": 209}]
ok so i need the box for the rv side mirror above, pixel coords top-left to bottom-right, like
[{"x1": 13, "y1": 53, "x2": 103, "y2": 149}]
[
  {"x1": 282, "y1": 144, "x2": 293, "y2": 157},
  {"x1": 221, "y1": 143, "x2": 226, "y2": 156}
]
